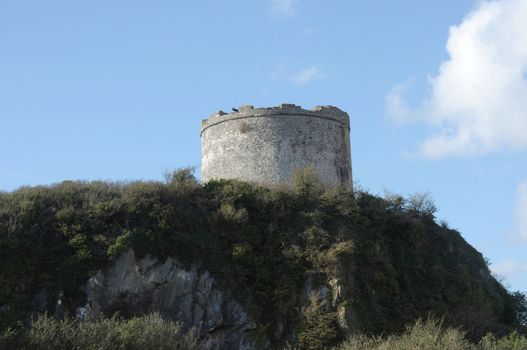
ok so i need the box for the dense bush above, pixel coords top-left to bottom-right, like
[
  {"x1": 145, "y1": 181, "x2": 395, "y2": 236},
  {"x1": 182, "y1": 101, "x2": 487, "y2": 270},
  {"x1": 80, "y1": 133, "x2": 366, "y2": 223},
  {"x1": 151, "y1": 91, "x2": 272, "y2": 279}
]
[
  {"x1": 0, "y1": 313, "x2": 201, "y2": 350},
  {"x1": 0, "y1": 169, "x2": 525, "y2": 348},
  {"x1": 297, "y1": 293, "x2": 340, "y2": 349},
  {"x1": 338, "y1": 318, "x2": 527, "y2": 350},
  {"x1": 3, "y1": 316, "x2": 525, "y2": 350}
]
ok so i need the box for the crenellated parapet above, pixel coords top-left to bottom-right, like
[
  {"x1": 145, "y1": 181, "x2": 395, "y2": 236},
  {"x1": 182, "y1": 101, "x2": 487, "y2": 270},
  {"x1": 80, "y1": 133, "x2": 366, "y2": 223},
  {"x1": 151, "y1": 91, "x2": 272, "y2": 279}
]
[{"x1": 201, "y1": 104, "x2": 350, "y2": 135}]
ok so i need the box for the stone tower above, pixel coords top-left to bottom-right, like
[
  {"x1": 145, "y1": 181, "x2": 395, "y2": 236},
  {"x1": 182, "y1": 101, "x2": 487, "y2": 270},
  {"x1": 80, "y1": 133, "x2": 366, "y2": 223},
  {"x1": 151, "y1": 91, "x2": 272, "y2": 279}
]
[{"x1": 200, "y1": 104, "x2": 352, "y2": 186}]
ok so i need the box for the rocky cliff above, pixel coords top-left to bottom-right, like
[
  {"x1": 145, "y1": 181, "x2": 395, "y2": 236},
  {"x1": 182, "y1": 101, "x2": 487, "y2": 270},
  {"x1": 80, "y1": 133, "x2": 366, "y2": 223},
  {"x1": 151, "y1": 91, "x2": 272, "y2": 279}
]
[{"x1": 83, "y1": 249, "x2": 255, "y2": 349}]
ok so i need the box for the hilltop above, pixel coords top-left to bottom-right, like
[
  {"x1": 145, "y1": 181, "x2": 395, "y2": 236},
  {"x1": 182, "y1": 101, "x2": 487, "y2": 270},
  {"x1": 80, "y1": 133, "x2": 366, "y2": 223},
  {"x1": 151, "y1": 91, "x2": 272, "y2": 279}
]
[{"x1": 0, "y1": 169, "x2": 525, "y2": 349}]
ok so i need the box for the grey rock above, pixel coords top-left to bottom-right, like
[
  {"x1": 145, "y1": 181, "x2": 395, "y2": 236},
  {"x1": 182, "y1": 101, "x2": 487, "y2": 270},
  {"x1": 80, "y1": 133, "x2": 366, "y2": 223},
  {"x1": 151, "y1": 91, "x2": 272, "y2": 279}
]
[
  {"x1": 85, "y1": 249, "x2": 258, "y2": 350},
  {"x1": 75, "y1": 305, "x2": 90, "y2": 320}
]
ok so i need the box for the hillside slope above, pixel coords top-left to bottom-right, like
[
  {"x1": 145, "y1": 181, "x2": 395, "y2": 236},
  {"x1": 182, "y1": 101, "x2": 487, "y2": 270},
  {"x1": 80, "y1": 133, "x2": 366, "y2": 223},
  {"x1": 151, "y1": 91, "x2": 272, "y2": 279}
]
[{"x1": 0, "y1": 169, "x2": 524, "y2": 348}]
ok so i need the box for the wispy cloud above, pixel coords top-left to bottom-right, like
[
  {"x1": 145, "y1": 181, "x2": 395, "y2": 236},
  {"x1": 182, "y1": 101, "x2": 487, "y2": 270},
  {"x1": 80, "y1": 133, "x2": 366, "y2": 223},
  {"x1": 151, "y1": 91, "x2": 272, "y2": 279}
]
[
  {"x1": 289, "y1": 66, "x2": 326, "y2": 85},
  {"x1": 385, "y1": 80, "x2": 415, "y2": 124},
  {"x1": 386, "y1": 0, "x2": 527, "y2": 158},
  {"x1": 491, "y1": 260, "x2": 527, "y2": 279},
  {"x1": 490, "y1": 259, "x2": 527, "y2": 290},
  {"x1": 516, "y1": 180, "x2": 527, "y2": 242},
  {"x1": 271, "y1": 64, "x2": 326, "y2": 86},
  {"x1": 267, "y1": 0, "x2": 299, "y2": 19}
]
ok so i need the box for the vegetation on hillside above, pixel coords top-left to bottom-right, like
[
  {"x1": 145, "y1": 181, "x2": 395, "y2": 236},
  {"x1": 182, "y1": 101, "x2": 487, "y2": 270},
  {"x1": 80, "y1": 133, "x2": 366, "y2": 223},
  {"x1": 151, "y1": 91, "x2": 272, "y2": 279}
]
[
  {"x1": 1, "y1": 316, "x2": 526, "y2": 350},
  {"x1": 0, "y1": 313, "x2": 201, "y2": 350},
  {"x1": 0, "y1": 168, "x2": 525, "y2": 348},
  {"x1": 337, "y1": 318, "x2": 527, "y2": 350}
]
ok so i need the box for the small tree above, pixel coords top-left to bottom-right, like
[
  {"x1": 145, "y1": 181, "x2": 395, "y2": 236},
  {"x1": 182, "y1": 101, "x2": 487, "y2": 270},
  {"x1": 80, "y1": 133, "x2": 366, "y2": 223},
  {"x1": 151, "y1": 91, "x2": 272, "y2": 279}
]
[
  {"x1": 163, "y1": 167, "x2": 197, "y2": 185},
  {"x1": 383, "y1": 190, "x2": 406, "y2": 212},
  {"x1": 163, "y1": 167, "x2": 199, "y2": 194},
  {"x1": 298, "y1": 293, "x2": 339, "y2": 349},
  {"x1": 293, "y1": 166, "x2": 324, "y2": 199},
  {"x1": 405, "y1": 192, "x2": 437, "y2": 218}
]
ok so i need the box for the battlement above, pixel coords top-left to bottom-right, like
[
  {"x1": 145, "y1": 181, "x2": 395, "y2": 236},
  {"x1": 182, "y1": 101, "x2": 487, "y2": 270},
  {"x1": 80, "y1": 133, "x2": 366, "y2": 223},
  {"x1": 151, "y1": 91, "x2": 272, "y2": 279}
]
[{"x1": 201, "y1": 104, "x2": 349, "y2": 135}]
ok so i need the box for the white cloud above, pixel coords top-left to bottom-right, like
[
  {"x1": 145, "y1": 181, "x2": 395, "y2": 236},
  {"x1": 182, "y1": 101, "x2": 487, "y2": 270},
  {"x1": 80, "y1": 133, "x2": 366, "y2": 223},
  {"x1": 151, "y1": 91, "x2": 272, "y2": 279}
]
[
  {"x1": 267, "y1": 0, "x2": 299, "y2": 19},
  {"x1": 516, "y1": 180, "x2": 527, "y2": 242},
  {"x1": 271, "y1": 64, "x2": 326, "y2": 86},
  {"x1": 386, "y1": 0, "x2": 527, "y2": 158}
]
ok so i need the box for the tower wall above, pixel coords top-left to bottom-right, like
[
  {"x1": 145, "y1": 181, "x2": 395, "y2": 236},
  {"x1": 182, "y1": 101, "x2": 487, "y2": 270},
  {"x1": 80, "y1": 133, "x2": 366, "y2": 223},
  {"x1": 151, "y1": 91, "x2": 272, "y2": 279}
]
[{"x1": 200, "y1": 104, "x2": 352, "y2": 186}]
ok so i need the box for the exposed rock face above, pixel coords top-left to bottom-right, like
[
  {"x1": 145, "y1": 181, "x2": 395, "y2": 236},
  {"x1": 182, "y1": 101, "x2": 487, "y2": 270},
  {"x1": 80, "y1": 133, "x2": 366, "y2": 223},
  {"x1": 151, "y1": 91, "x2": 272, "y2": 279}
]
[{"x1": 84, "y1": 249, "x2": 257, "y2": 350}]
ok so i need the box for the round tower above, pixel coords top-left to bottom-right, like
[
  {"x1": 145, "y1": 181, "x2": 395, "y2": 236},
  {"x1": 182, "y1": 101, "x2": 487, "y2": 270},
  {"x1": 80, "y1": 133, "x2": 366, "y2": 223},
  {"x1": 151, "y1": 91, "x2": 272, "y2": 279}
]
[{"x1": 200, "y1": 103, "x2": 352, "y2": 186}]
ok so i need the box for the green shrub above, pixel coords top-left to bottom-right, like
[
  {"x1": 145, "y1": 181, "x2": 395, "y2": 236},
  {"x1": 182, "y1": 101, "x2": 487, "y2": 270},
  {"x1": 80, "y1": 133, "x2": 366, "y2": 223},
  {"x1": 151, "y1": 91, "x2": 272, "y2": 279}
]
[
  {"x1": 298, "y1": 293, "x2": 340, "y2": 349},
  {"x1": 25, "y1": 313, "x2": 201, "y2": 350},
  {"x1": 338, "y1": 319, "x2": 527, "y2": 350},
  {"x1": 293, "y1": 166, "x2": 324, "y2": 199},
  {"x1": 0, "y1": 326, "x2": 24, "y2": 349},
  {"x1": 339, "y1": 318, "x2": 470, "y2": 350},
  {"x1": 478, "y1": 331, "x2": 527, "y2": 350}
]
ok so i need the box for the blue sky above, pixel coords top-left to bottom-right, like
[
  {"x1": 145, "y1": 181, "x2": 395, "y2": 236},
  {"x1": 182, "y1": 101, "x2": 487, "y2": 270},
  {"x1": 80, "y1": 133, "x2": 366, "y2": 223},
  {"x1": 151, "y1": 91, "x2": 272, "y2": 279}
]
[{"x1": 1, "y1": 0, "x2": 526, "y2": 291}]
